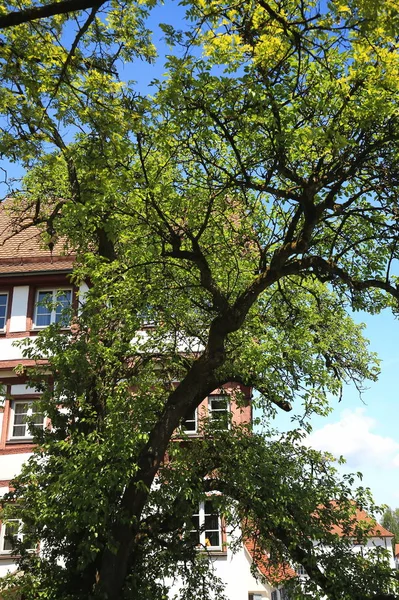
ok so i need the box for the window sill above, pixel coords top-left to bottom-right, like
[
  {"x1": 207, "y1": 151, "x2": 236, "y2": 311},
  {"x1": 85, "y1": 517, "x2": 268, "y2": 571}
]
[
  {"x1": 199, "y1": 549, "x2": 227, "y2": 557},
  {"x1": 6, "y1": 439, "x2": 34, "y2": 445},
  {"x1": 0, "y1": 552, "x2": 19, "y2": 559}
]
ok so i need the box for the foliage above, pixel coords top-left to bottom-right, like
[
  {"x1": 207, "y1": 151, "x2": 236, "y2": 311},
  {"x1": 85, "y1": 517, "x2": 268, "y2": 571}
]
[
  {"x1": 382, "y1": 507, "x2": 399, "y2": 548},
  {"x1": 0, "y1": 0, "x2": 399, "y2": 598}
]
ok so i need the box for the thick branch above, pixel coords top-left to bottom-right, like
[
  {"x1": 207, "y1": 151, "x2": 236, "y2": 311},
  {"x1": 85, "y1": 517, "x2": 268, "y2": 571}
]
[{"x1": 0, "y1": 0, "x2": 106, "y2": 29}]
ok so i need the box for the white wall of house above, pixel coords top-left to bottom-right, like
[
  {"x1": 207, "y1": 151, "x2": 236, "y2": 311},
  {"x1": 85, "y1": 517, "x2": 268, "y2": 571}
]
[
  {"x1": 0, "y1": 453, "x2": 31, "y2": 482},
  {"x1": 0, "y1": 338, "x2": 27, "y2": 361},
  {"x1": 168, "y1": 540, "x2": 273, "y2": 600}
]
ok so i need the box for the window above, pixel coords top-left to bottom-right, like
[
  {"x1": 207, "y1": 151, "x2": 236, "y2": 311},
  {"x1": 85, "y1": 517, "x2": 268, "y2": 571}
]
[
  {"x1": 271, "y1": 592, "x2": 278, "y2": 600},
  {"x1": 208, "y1": 395, "x2": 230, "y2": 430},
  {"x1": 249, "y1": 594, "x2": 265, "y2": 600},
  {"x1": 189, "y1": 500, "x2": 222, "y2": 550},
  {"x1": 34, "y1": 288, "x2": 72, "y2": 327},
  {"x1": 9, "y1": 401, "x2": 44, "y2": 440},
  {"x1": 296, "y1": 564, "x2": 306, "y2": 576},
  {"x1": 0, "y1": 519, "x2": 36, "y2": 553},
  {"x1": 0, "y1": 293, "x2": 8, "y2": 330},
  {"x1": 183, "y1": 408, "x2": 197, "y2": 434}
]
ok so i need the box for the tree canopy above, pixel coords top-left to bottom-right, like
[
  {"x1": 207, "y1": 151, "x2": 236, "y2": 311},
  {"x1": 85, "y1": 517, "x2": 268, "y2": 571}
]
[
  {"x1": 1, "y1": 0, "x2": 399, "y2": 598},
  {"x1": 382, "y1": 507, "x2": 399, "y2": 548}
]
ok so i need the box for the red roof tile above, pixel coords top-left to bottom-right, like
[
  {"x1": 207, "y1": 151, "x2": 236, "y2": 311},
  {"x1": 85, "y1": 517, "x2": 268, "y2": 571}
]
[
  {"x1": 244, "y1": 538, "x2": 296, "y2": 585},
  {"x1": 0, "y1": 201, "x2": 75, "y2": 274},
  {"x1": 327, "y1": 506, "x2": 393, "y2": 538}
]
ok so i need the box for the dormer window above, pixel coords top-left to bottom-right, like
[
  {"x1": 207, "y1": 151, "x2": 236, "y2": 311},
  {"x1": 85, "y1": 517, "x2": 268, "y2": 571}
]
[
  {"x1": 0, "y1": 293, "x2": 8, "y2": 330},
  {"x1": 34, "y1": 289, "x2": 72, "y2": 328}
]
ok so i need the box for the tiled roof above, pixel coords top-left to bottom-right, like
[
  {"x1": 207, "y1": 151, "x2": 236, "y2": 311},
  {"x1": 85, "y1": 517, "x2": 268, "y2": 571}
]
[
  {"x1": 0, "y1": 201, "x2": 75, "y2": 274},
  {"x1": 244, "y1": 538, "x2": 296, "y2": 585},
  {"x1": 328, "y1": 507, "x2": 393, "y2": 538}
]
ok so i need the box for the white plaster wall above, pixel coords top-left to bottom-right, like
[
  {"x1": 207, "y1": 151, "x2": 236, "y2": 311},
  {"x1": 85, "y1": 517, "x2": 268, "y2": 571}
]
[
  {"x1": 10, "y1": 384, "x2": 39, "y2": 395},
  {"x1": 0, "y1": 453, "x2": 31, "y2": 482},
  {"x1": 0, "y1": 337, "x2": 29, "y2": 361},
  {"x1": 0, "y1": 557, "x2": 19, "y2": 578},
  {"x1": 9, "y1": 286, "x2": 29, "y2": 333},
  {"x1": 168, "y1": 542, "x2": 272, "y2": 600}
]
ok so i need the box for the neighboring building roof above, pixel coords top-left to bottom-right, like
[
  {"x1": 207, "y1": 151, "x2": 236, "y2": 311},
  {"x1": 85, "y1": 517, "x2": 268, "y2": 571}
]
[
  {"x1": 328, "y1": 507, "x2": 394, "y2": 539},
  {"x1": 0, "y1": 201, "x2": 74, "y2": 274},
  {"x1": 244, "y1": 506, "x2": 394, "y2": 588},
  {"x1": 244, "y1": 539, "x2": 296, "y2": 585}
]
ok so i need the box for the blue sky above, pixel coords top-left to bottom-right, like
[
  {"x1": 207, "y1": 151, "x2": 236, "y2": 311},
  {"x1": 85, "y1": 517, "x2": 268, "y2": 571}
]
[{"x1": 272, "y1": 308, "x2": 399, "y2": 511}]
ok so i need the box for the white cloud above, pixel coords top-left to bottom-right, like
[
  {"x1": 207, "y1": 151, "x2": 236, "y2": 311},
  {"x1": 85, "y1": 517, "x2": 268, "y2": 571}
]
[{"x1": 306, "y1": 408, "x2": 399, "y2": 469}]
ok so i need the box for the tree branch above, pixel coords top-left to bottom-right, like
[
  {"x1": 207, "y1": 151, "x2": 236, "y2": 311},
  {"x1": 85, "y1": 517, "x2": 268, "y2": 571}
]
[{"x1": 0, "y1": 0, "x2": 106, "y2": 29}]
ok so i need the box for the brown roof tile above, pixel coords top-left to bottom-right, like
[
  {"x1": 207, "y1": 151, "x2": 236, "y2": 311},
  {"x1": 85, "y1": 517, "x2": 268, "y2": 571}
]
[
  {"x1": 326, "y1": 505, "x2": 394, "y2": 538},
  {"x1": 0, "y1": 201, "x2": 75, "y2": 274},
  {"x1": 244, "y1": 538, "x2": 296, "y2": 584}
]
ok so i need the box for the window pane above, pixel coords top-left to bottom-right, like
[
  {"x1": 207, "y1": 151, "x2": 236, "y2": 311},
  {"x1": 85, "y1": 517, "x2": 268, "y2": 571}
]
[
  {"x1": 36, "y1": 292, "x2": 52, "y2": 327},
  {"x1": 12, "y1": 425, "x2": 26, "y2": 437},
  {"x1": 205, "y1": 530, "x2": 220, "y2": 547},
  {"x1": 183, "y1": 409, "x2": 196, "y2": 432},
  {"x1": 55, "y1": 290, "x2": 72, "y2": 325},
  {"x1": 12, "y1": 403, "x2": 42, "y2": 438},
  {"x1": 210, "y1": 398, "x2": 227, "y2": 410},
  {"x1": 0, "y1": 294, "x2": 7, "y2": 329},
  {"x1": 204, "y1": 514, "x2": 219, "y2": 530},
  {"x1": 14, "y1": 414, "x2": 27, "y2": 425},
  {"x1": 209, "y1": 396, "x2": 229, "y2": 429},
  {"x1": 27, "y1": 413, "x2": 44, "y2": 435},
  {"x1": 2, "y1": 521, "x2": 19, "y2": 551},
  {"x1": 13, "y1": 403, "x2": 28, "y2": 437}
]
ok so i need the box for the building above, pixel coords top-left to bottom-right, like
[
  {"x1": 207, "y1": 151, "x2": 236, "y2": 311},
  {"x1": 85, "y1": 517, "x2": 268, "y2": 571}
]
[
  {"x1": 0, "y1": 203, "x2": 279, "y2": 598},
  {"x1": 0, "y1": 202, "x2": 395, "y2": 599}
]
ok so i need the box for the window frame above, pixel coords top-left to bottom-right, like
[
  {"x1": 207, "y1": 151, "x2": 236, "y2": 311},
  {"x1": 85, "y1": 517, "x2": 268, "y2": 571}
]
[
  {"x1": 33, "y1": 287, "x2": 73, "y2": 329},
  {"x1": 296, "y1": 564, "x2": 306, "y2": 576},
  {"x1": 189, "y1": 499, "x2": 223, "y2": 551},
  {"x1": 0, "y1": 518, "x2": 36, "y2": 554},
  {"x1": 8, "y1": 399, "x2": 45, "y2": 441},
  {"x1": 182, "y1": 407, "x2": 197, "y2": 435},
  {"x1": 208, "y1": 394, "x2": 230, "y2": 430},
  {"x1": 0, "y1": 291, "x2": 8, "y2": 332}
]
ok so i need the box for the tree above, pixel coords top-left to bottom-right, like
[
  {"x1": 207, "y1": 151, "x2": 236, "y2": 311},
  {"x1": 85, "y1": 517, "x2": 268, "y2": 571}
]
[
  {"x1": 1, "y1": 0, "x2": 399, "y2": 598},
  {"x1": 382, "y1": 507, "x2": 399, "y2": 547}
]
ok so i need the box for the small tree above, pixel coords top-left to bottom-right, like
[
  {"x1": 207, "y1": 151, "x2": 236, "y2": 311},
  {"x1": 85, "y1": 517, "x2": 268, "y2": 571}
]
[{"x1": 382, "y1": 507, "x2": 399, "y2": 548}]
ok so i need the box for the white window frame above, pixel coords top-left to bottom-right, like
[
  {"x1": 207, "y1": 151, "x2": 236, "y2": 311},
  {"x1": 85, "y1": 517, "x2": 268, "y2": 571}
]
[
  {"x1": 208, "y1": 395, "x2": 230, "y2": 430},
  {"x1": 0, "y1": 519, "x2": 36, "y2": 554},
  {"x1": 9, "y1": 400, "x2": 45, "y2": 440},
  {"x1": 190, "y1": 499, "x2": 222, "y2": 551},
  {"x1": 0, "y1": 292, "x2": 8, "y2": 331},
  {"x1": 33, "y1": 288, "x2": 72, "y2": 328},
  {"x1": 296, "y1": 564, "x2": 306, "y2": 576},
  {"x1": 183, "y1": 407, "x2": 197, "y2": 434}
]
